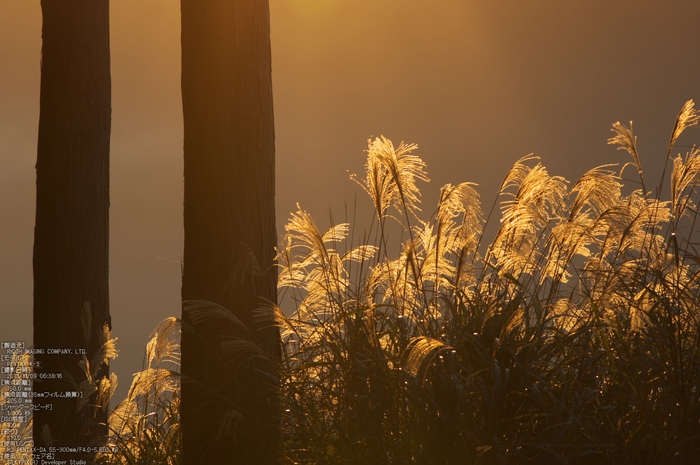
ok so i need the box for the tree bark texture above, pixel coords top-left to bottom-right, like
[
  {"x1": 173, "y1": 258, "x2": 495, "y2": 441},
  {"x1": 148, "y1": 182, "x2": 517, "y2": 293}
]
[
  {"x1": 33, "y1": 0, "x2": 111, "y2": 461},
  {"x1": 180, "y1": 0, "x2": 279, "y2": 463}
]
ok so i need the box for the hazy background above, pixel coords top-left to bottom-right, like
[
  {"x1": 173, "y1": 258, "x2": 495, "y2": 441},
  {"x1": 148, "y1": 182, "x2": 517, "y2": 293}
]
[{"x1": 2, "y1": 0, "x2": 699, "y2": 403}]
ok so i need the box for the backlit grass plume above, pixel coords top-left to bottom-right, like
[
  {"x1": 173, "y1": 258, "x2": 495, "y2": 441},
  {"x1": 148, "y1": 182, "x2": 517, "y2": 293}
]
[{"x1": 352, "y1": 136, "x2": 429, "y2": 225}]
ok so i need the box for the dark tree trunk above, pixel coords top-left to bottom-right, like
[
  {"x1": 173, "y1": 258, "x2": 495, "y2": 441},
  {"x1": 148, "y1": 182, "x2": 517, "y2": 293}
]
[
  {"x1": 180, "y1": 0, "x2": 279, "y2": 464},
  {"x1": 33, "y1": 0, "x2": 111, "y2": 462}
]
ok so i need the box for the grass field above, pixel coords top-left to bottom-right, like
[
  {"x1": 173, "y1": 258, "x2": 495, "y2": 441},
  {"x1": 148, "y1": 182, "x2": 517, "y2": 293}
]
[{"x1": 4, "y1": 100, "x2": 700, "y2": 464}]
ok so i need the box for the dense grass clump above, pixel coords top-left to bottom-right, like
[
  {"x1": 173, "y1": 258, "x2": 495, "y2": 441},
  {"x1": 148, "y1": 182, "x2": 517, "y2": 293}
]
[
  {"x1": 96, "y1": 318, "x2": 181, "y2": 465},
  {"x1": 267, "y1": 101, "x2": 700, "y2": 463}
]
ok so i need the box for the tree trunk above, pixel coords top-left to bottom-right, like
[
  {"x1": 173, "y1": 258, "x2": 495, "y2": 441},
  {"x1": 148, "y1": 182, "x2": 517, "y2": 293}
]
[
  {"x1": 33, "y1": 0, "x2": 111, "y2": 462},
  {"x1": 180, "y1": 0, "x2": 279, "y2": 463}
]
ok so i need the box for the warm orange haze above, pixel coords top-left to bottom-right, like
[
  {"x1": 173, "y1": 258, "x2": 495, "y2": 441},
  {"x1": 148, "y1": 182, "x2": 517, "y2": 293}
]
[{"x1": 1, "y1": 1, "x2": 700, "y2": 459}]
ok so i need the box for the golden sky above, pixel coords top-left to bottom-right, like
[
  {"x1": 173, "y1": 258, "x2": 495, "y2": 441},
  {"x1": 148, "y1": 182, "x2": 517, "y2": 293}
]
[{"x1": 1, "y1": 0, "x2": 699, "y2": 401}]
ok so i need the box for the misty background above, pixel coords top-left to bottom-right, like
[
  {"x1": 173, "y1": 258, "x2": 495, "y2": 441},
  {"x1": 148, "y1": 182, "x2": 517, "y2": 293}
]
[{"x1": 2, "y1": 0, "x2": 699, "y2": 403}]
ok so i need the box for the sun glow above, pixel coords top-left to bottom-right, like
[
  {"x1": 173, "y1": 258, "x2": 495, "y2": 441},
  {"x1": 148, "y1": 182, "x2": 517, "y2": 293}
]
[{"x1": 284, "y1": 0, "x2": 342, "y2": 20}]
